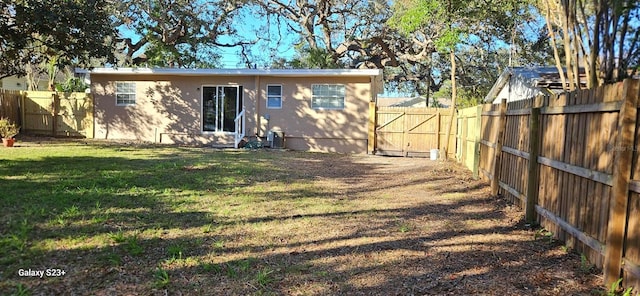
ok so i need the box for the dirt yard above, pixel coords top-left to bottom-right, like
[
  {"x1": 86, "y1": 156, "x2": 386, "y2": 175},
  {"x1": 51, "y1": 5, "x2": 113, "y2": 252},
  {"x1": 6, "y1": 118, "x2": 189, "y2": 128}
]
[{"x1": 269, "y1": 153, "x2": 605, "y2": 295}]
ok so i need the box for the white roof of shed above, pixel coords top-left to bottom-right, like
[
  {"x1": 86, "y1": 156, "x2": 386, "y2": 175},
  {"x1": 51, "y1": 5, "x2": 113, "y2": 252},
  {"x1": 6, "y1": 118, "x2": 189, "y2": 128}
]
[{"x1": 483, "y1": 66, "x2": 587, "y2": 103}]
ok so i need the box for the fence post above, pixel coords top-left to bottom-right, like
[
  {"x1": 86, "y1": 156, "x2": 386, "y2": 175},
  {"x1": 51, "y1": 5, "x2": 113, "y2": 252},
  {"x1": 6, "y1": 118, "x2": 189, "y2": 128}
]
[
  {"x1": 51, "y1": 92, "x2": 59, "y2": 136},
  {"x1": 604, "y1": 79, "x2": 640, "y2": 287},
  {"x1": 491, "y1": 99, "x2": 507, "y2": 196},
  {"x1": 461, "y1": 116, "x2": 468, "y2": 164},
  {"x1": 455, "y1": 112, "x2": 462, "y2": 161},
  {"x1": 525, "y1": 107, "x2": 541, "y2": 223},
  {"x1": 436, "y1": 112, "x2": 441, "y2": 151},
  {"x1": 86, "y1": 94, "x2": 94, "y2": 139},
  {"x1": 368, "y1": 101, "x2": 376, "y2": 154},
  {"x1": 20, "y1": 92, "x2": 27, "y2": 132},
  {"x1": 402, "y1": 107, "x2": 409, "y2": 157},
  {"x1": 472, "y1": 105, "x2": 482, "y2": 179}
]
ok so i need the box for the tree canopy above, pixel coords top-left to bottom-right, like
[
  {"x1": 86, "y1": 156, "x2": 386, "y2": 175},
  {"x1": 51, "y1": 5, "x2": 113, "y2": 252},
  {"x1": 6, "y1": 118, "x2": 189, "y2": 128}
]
[
  {"x1": 0, "y1": 0, "x2": 116, "y2": 79},
  {"x1": 1, "y1": 0, "x2": 637, "y2": 98},
  {"x1": 538, "y1": 0, "x2": 640, "y2": 89},
  {"x1": 110, "y1": 0, "x2": 251, "y2": 68}
]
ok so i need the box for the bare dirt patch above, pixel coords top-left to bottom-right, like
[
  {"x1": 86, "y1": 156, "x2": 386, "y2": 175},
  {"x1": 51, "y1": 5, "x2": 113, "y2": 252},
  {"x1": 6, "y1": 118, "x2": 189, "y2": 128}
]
[{"x1": 270, "y1": 154, "x2": 604, "y2": 295}]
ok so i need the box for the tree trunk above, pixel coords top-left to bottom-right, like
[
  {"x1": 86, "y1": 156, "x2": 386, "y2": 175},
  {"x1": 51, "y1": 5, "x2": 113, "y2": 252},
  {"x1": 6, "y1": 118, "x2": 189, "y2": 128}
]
[
  {"x1": 544, "y1": 1, "x2": 568, "y2": 91},
  {"x1": 442, "y1": 50, "x2": 457, "y2": 160},
  {"x1": 588, "y1": 0, "x2": 601, "y2": 88},
  {"x1": 426, "y1": 54, "x2": 432, "y2": 106},
  {"x1": 562, "y1": 0, "x2": 576, "y2": 91}
]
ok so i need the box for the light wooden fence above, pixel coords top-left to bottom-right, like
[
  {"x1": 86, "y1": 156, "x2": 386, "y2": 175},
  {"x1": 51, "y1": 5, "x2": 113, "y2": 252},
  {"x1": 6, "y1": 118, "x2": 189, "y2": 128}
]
[
  {"x1": 0, "y1": 89, "x2": 21, "y2": 124},
  {"x1": 456, "y1": 105, "x2": 482, "y2": 178},
  {"x1": 369, "y1": 104, "x2": 456, "y2": 158},
  {"x1": 21, "y1": 91, "x2": 94, "y2": 137},
  {"x1": 0, "y1": 91, "x2": 95, "y2": 138},
  {"x1": 479, "y1": 79, "x2": 640, "y2": 289}
]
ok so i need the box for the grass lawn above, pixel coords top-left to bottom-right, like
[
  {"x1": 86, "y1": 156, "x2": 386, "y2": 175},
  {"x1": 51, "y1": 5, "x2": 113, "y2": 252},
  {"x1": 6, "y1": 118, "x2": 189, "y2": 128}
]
[
  {"x1": 0, "y1": 141, "x2": 603, "y2": 295},
  {"x1": 0, "y1": 142, "x2": 368, "y2": 295}
]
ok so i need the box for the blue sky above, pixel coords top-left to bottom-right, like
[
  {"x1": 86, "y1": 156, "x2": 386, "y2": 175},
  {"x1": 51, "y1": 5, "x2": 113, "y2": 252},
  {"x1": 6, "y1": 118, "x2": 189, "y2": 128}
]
[
  {"x1": 117, "y1": 5, "x2": 298, "y2": 69},
  {"x1": 115, "y1": 4, "x2": 412, "y2": 97}
]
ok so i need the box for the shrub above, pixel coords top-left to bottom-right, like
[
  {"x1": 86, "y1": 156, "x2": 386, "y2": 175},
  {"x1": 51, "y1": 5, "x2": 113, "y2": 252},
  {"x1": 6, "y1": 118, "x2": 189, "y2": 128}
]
[{"x1": 0, "y1": 117, "x2": 19, "y2": 139}]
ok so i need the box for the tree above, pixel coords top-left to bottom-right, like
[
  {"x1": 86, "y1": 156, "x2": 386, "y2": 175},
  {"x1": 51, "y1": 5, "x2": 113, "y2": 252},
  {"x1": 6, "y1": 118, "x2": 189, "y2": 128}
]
[
  {"x1": 256, "y1": 0, "x2": 443, "y2": 97},
  {"x1": 388, "y1": 0, "x2": 537, "y2": 157},
  {"x1": 388, "y1": 0, "x2": 464, "y2": 158},
  {"x1": 538, "y1": 0, "x2": 640, "y2": 89},
  {"x1": 287, "y1": 46, "x2": 345, "y2": 69},
  {"x1": 111, "y1": 0, "x2": 251, "y2": 67},
  {"x1": 0, "y1": 0, "x2": 116, "y2": 79}
]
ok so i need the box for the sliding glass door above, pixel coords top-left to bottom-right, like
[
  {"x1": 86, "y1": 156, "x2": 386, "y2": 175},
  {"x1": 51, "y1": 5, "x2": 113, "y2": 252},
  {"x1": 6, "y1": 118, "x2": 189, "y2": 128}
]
[{"x1": 202, "y1": 86, "x2": 242, "y2": 132}]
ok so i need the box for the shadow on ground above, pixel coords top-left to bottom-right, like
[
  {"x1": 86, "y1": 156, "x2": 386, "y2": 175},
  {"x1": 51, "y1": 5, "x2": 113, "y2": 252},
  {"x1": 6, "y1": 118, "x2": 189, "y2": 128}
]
[{"x1": 0, "y1": 141, "x2": 603, "y2": 295}]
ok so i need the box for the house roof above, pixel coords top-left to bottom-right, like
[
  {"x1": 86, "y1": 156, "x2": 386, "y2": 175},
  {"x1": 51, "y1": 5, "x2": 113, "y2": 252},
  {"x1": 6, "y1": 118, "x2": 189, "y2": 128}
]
[
  {"x1": 391, "y1": 97, "x2": 427, "y2": 107},
  {"x1": 87, "y1": 67, "x2": 380, "y2": 77},
  {"x1": 86, "y1": 67, "x2": 384, "y2": 93},
  {"x1": 483, "y1": 66, "x2": 587, "y2": 103},
  {"x1": 377, "y1": 96, "x2": 427, "y2": 107}
]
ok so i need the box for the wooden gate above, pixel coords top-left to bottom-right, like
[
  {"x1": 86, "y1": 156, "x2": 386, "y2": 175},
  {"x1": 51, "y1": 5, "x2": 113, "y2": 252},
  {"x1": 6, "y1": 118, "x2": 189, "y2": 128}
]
[
  {"x1": 373, "y1": 106, "x2": 455, "y2": 157},
  {"x1": 21, "y1": 91, "x2": 94, "y2": 137}
]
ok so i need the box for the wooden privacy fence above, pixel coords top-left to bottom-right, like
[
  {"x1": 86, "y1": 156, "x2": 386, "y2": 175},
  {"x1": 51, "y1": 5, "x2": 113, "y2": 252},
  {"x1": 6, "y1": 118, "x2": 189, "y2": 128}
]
[
  {"x1": 479, "y1": 79, "x2": 640, "y2": 289},
  {"x1": 0, "y1": 89, "x2": 21, "y2": 123},
  {"x1": 456, "y1": 105, "x2": 482, "y2": 178},
  {"x1": 369, "y1": 103, "x2": 456, "y2": 158},
  {"x1": 14, "y1": 91, "x2": 94, "y2": 138},
  {"x1": 22, "y1": 91, "x2": 94, "y2": 137}
]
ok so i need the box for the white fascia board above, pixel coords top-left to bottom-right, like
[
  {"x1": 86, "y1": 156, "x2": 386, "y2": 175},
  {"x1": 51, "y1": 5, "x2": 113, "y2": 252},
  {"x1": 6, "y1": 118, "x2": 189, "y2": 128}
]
[
  {"x1": 484, "y1": 69, "x2": 511, "y2": 103},
  {"x1": 88, "y1": 67, "x2": 382, "y2": 78}
]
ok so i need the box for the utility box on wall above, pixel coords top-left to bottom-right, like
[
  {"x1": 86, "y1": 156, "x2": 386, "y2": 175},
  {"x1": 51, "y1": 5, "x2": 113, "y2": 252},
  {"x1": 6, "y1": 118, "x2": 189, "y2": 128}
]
[{"x1": 267, "y1": 130, "x2": 285, "y2": 149}]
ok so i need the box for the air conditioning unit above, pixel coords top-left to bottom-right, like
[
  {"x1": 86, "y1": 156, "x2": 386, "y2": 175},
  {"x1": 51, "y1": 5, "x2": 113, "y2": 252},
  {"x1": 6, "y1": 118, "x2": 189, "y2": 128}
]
[{"x1": 267, "y1": 130, "x2": 285, "y2": 149}]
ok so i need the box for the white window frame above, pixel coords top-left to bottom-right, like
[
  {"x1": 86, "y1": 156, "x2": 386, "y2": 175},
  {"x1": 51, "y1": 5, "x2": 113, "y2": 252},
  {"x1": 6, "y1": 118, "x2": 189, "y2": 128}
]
[
  {"x1": 266, "y1": 84, "x2": 283, "y2": 109},
  {"x1": 201, "y1": 85, "x2": 242, "y2": 134},
  {"x1": 115, "y1": 82, "x2": 136, "y2": 106},
  {"x1": 311, "y1": 84, "x2": 345, "y2": 110}
]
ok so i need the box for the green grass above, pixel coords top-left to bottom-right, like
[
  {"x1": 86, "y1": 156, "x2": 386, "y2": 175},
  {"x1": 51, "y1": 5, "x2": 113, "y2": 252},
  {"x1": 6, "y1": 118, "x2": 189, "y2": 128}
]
[
  {"x1": 255, "y1": 268, "x2": 275, "y2": 287},
  {"x1": 11, "y1": 283, "x2": 30, "y2": 296},
  {"x1": 153, "y1": 267, "x2": 170, "y2": 288},
  {"x1": 0, "y1": 142, "x2": 335, "y2": 294}
]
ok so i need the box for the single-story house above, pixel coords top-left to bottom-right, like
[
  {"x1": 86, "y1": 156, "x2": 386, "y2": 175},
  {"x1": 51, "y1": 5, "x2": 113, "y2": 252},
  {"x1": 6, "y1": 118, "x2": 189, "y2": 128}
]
[
  {"x1": 89, "y1": 68, "x2": 383, "y2": 153},
  {"x1": 1, "y1": 75, "x2": 49, "y2": 91},
  {"x1": 484, "y1": 66, "x2": 587, "y2": 104},
  {"x1": 2, "y1": 69, "x2": 87, "y2": 91}
]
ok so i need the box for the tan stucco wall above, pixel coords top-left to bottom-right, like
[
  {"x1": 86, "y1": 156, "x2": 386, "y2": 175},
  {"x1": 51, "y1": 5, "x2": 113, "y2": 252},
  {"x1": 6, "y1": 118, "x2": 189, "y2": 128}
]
[
  {"x1": 91, "y1": 74, "x2": 372, "y2": 153},
  {"x1": 256, "y1": 76, "x2": 371, "y2": 153}
]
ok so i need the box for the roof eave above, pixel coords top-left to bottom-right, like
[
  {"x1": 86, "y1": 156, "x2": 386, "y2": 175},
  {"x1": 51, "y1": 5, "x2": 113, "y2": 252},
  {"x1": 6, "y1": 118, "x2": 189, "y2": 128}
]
[
  {"x1": 88, "y1": 67, "x2": 383, "y2": 78},
  {"x1": 483, "y1": 69, "x2": 511, "y2": 103}
]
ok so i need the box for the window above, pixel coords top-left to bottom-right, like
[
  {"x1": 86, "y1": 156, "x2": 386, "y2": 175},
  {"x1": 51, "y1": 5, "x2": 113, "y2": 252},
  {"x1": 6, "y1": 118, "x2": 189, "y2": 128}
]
[
  {"x1": 116, "y1": 82, "x2": 136, "y2": 105},
  {"x1": 266, "y1": 85, "x2": 282, "y2": 109},
  {"x1": 311, "y1": 84, "x2": 345, "y2": 109},
  {"x1": 202, "y1": 86, "x2": 241, "y2": 132}
]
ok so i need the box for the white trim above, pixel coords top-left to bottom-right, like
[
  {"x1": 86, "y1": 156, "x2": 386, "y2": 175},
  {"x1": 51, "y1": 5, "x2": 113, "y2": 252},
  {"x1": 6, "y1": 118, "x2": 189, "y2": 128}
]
[
  {"x1": 266, "y1": 84, "x2": 283, "y2": 109},
  {"x1": 234, "y1": 107, "x2": 246, "y2": 148},
  {"x1": 89, "y1": 67, "x2": 382, "y2": 78},
  {"x1": 115, "y1": 81, "x2": 136, "y2": 106},
  {"x1": 201, "y1": 131, "x2": 235, "y2": 136},
  {"x1": 201, "y1": 85, "x2": 241, "y2": 133},
  {"x1": 311, "y1": 84, "x2": 346, "y2": 110}
]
